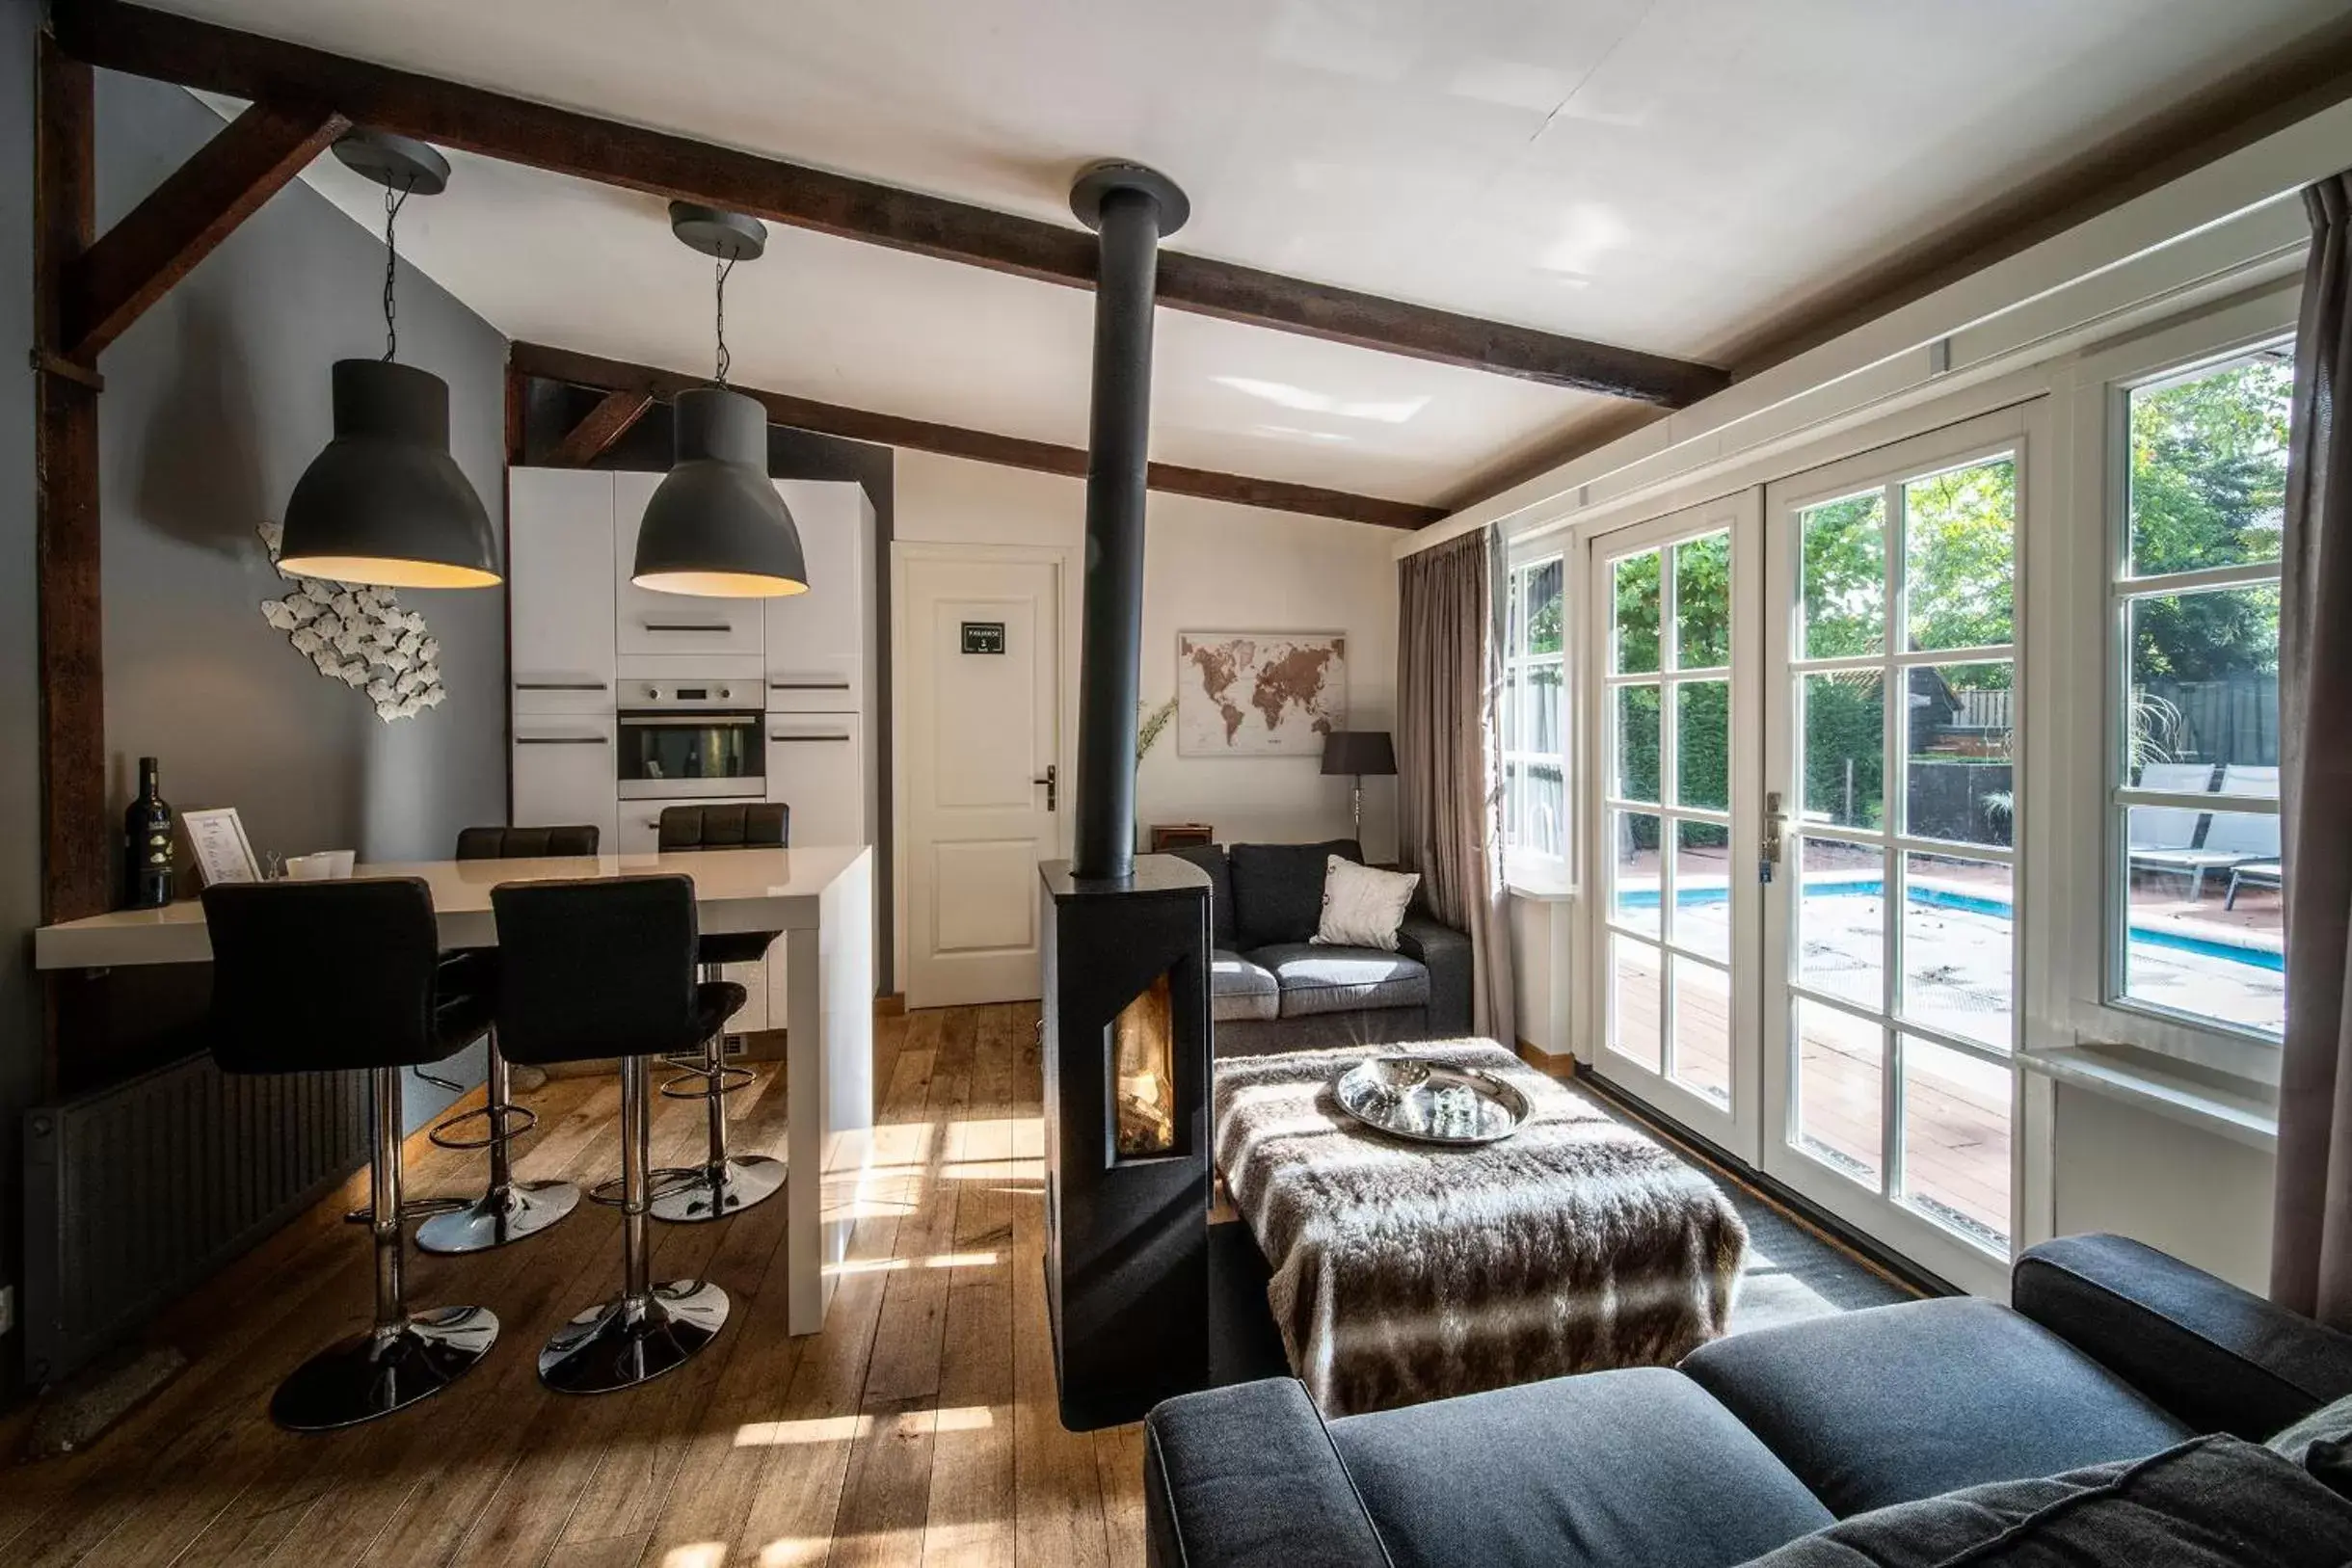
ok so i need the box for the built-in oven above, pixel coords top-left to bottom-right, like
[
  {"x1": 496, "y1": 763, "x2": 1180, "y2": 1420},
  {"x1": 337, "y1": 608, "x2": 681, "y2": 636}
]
[{"x1": 616, "y1": 677, "x2": 764, "y2": 800}]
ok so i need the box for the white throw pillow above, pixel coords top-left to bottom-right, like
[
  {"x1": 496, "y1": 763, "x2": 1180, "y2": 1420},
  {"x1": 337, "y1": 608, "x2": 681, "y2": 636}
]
[{"x1": 1311, "y1": 856, "x2": 1420, "y2": 952}]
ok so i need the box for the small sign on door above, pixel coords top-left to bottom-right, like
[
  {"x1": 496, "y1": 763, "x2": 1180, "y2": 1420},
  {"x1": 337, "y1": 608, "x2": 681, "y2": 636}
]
[{"x1": 961, "y1": 621, "x2": 1006, "y2": 654}]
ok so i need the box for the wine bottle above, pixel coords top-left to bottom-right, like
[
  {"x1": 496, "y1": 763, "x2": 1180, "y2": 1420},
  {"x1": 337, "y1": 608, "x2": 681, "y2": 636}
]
[{"x1": 122, "y1": 756, "x2": 175, "y2": 909}]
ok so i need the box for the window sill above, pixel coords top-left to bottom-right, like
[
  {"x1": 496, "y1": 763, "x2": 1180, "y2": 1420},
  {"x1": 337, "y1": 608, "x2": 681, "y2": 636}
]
[
  {"x1": 1505, "y1": 864, "x2": 1576, "y2": 902},
  {"x1": 2018, "y1": 1043, "x2": 2278, "y2": 1151}
]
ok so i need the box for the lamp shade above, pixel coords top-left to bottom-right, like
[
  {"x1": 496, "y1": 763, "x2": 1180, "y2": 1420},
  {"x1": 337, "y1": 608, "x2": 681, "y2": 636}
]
[
  {"x1": 631, "y1": 387, "x2": 808, "y2": 598},
  {"x1": 280, "y1": 359, "x2": 500, "y2": 588},
  {"x1": 1321, "y1": 731, "x2": 1396, "y2": 777}
]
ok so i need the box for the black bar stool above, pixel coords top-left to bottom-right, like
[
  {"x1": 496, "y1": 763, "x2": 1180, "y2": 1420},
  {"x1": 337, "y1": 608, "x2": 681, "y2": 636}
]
[
  {"x1": 648, "y1": 803, "x2": 788, "y2": 1224},
  {"x1": 202, "y1": 878, "x2": 499, "y2": 1431},
  {"x1": 491, "y1": 874, "x2": 744, "y2": 1393},
  {"x1": 414, "y1": 824, "x2": 599, "y2": 1255}
]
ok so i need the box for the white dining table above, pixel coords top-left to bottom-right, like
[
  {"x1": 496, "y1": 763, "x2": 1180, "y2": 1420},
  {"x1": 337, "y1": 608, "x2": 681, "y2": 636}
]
[{"x1": 33, "y1": 843, "x2": 876, "y2": 1336}]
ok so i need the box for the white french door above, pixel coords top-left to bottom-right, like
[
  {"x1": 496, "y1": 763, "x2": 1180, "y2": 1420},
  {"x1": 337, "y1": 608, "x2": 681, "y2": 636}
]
[
  {"x1": 1585, "y1": 405, "x2": 2041, "y2": 1297},
  {"x1": 1759, "y1": 405, "x2": 2039, "y2": 1297},
  {"x1": 1587, "y1": 493, "x2": 1763, "y2": 1156}
]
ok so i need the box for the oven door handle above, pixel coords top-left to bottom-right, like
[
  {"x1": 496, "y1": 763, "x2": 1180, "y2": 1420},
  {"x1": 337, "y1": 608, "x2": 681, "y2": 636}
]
[{"x1": 617, "y1": 712, "x2": 764, "y2": 728}]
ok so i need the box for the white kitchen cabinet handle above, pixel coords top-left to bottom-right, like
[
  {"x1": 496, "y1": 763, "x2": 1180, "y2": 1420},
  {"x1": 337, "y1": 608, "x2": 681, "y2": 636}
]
[
  {"x1": 516, "y1": 735, "x2": 609, "y2": 745},
  {"x1": 642, "y1": 621, "x2": 733, "y2": 633},
  {"x1": 769, "y1": 733, "x2": 851, "y2": 743},
  {"x1": 768, "y1": 679, "x2": 850, "y2": 690},
  {"x1": 515, "y1": 680, "x2": 610, "y2": 691}
]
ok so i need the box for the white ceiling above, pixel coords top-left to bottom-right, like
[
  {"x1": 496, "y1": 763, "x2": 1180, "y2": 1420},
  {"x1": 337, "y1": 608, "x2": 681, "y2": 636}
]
[{"x1": 157, "y1": 0, "x2": 2346, "y2": 508}]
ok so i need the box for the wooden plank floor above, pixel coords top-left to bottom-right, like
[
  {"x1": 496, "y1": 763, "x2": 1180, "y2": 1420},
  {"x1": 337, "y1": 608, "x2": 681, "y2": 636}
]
[{"x1": 0, "y1": 1002, "x2": 1147, "y2": 1568}]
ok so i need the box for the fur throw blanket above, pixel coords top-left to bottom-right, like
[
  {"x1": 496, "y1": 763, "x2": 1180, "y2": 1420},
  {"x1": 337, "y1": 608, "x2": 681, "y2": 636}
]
[{"x1": 1216, "y1": 1041, "x2": 1749, "y2": 1416}]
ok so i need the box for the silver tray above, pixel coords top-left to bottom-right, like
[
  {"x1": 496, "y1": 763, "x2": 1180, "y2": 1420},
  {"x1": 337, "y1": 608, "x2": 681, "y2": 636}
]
[{"x1": 1331, "y1": 1055, "x2": 1532, "y2": 1146}]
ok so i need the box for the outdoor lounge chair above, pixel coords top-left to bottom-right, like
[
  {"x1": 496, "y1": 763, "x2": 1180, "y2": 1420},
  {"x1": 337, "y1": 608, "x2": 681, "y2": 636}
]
[
  {"x1": 2129, "y1": 763, "x2": 2278, "y2": 901},
  {"x1": 2225, "y1": 860, "x2": 2282, "y2": 909}
]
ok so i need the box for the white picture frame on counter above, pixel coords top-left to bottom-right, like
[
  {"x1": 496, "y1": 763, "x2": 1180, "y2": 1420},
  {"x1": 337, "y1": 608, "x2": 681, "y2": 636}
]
[{"x1": 183, "y1": 808, "x2": 261, "y2": 888}]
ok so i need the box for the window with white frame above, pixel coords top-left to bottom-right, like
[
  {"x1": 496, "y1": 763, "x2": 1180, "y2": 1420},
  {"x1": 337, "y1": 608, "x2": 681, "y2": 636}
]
[
  {"x1": 2110, "y1": 343, "x2": 2291, "y2": 1039},
  {"x1": 1503, "y1": 552, "x2": 1566, "y2": 864}
]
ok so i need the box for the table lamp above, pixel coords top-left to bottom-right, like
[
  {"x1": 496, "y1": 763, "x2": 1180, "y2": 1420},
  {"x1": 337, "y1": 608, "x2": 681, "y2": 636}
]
[{"x1": 1321, "y1": 731, "x2": 1397, "y2": 842}]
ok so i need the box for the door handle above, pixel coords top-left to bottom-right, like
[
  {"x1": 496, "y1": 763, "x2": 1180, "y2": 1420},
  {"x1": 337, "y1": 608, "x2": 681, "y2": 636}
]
[
  {"x1": 1034, "y1": 764, "x2": 1056, "y2": 811},
  {"x1": 1760, "y1": 790, "x2": 1787, "y2": 884}
]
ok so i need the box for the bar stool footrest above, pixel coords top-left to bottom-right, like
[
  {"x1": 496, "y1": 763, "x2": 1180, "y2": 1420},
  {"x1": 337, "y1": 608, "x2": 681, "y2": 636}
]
[{"x1": 428, "y1": 1102, "x2": 539, "y2": 1152}]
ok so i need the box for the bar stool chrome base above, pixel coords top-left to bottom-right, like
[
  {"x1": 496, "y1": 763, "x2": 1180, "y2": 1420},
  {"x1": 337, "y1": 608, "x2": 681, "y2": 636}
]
[
  {"x1": 416, "y1": 1179, "x2": 582, "y2": 1254},
  {"x1": 269, "y1": 1305, "x2": 499, "y2": 1431},
  {"x1": 649, "y1": 1154, "x2": 783, "y2": 1224},
  {"x1": 538, "y1": 1280, "x2": 729, "y2": 1395}
]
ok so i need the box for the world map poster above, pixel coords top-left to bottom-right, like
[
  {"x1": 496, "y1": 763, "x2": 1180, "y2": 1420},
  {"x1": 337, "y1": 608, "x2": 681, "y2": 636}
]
[{"x1": 1175, "y1": 631, "x2": 1348, "y2": 757}]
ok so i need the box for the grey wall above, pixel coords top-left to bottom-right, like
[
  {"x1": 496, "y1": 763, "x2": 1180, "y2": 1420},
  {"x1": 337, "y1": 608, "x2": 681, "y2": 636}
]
[
  {"x1": 92, "y1": 76, "x2": 510, "y2": 1129},
  {"x1": 1, "y1": 0, "x2": 45, "y2": 1401}
]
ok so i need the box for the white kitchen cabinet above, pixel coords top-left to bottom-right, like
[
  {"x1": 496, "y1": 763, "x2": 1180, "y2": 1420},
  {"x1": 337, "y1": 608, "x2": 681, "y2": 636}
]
[
  {"x1": 763, "y1": 482, "x2": 871, "y2": 712},
  {"x1": 766, "y1": 713, "x2": 864, "y2": 845},
  {"x1": 512, "y1": 714, "x2": 618, "y2": 844},
  {"x1": 612, "y1": 470, "x2": 766, "y2": 659},
  {"x1": 509, "y1": 469, "x2": 617, "y2": 715}
]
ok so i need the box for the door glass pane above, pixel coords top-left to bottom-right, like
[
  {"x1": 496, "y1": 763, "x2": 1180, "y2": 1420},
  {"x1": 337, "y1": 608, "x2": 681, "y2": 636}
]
[
  {"x1": 1903, "y1": 662, "x2": 2013, "y2": 848},
  {"x1": 2126, "y1": 352, "x2": 2290, "y2": 577},
  {"x1": 1609, "y1": 935, "x2": 1663, "y2": 1071},
  {"x1": 1615, "y1": 684, "x2": 1661, "y2": 802},
  {"x1": 1610, "y1": 812, "x2": 1662, "y2": 936},
  {"x1": 1675, "y1": 532, "x2": 1732, "y2": 668},
  {"x1": 1899, "y1": 1034, "x2": 2012, "y2": 1249},
  {"x1": 1905, "y1": 458, "x2": 2015, "y2": 651},
  {"x1": 1796, "y1": 998, "x2": 1882, "y2": 1187},
  {"x1": 1613, "y1": 550, "x2": 1662, "y2": 675},
  {"x1": 1671, "y1": 819, "x2": 1732, "y2": 962},
  {"x1": 1797, "y1": 837, "x2": 1884, "y2": 1008},
  {"x1": 1801, "y1": 492, "x2": 1885, "y2": 658},
  {"x1": 1676, "y1": 679, "x2": 1730, "y2": 810},
  {"x1": 2125, "y1": 587, "x2": 2279, "y2": 795},
  {"x1": 1900, "y1": 852, "x2": 2012, "y2": 1051},
  {"x1": 1803, "y1": 673, "x2": 1884, "y2": 829},
  {"x1": 2121, "y1": 809, "x2": 2284, "y2": 1035},
  {"x1": 1671, "y1": 957, "x2": 1733, "y2": 1107}
]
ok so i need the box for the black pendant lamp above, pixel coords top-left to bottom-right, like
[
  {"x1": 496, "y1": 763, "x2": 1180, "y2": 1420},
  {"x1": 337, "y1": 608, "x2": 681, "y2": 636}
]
[
  {"x1": 630, "y1": 203, "x2": 808, "y2": 598},
  {"x1": 280, "y1": 130, "x2": 499, "y2": 589}
]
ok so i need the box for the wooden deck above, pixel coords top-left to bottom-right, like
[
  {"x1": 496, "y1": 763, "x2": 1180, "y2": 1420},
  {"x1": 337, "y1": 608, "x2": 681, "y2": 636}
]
[{"x1": 0, "y1": 1002, "x2": 1145, "y2": 1568}]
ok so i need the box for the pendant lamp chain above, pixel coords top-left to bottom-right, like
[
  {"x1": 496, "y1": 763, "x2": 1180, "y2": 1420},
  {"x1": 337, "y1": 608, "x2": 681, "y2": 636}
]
[
  {"x1": 712, "y1": 252, "x2": 737, "y2": 388},
  {"x1": 380, "y1": 181, "x2": 413, "y2": 362}
]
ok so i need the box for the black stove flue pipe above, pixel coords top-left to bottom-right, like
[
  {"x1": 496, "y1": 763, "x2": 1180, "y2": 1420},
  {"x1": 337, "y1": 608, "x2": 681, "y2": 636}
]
[{"x1": 1068, "y1": 162, "x2": 1189, "y2": 882}]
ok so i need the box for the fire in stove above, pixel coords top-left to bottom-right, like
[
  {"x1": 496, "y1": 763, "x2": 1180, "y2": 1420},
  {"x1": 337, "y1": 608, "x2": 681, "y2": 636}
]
[{"x1": 1113, "y1": 972, "x2": 1178, "y2": 1157}]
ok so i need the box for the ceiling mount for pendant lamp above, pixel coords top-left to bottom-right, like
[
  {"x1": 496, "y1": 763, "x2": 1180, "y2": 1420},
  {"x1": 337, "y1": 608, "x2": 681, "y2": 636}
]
[
  {"x1": 630, "y1": 201, "x2": 808, "y2": 599},
  {"x1": 279, "y1": 129, "x2": 499, "y2": 590}
]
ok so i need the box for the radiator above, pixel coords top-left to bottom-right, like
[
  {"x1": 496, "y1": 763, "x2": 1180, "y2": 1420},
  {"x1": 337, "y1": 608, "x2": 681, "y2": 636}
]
[{"x1": 22, "y1": 1051, "x2": 370, "y2": 1386}]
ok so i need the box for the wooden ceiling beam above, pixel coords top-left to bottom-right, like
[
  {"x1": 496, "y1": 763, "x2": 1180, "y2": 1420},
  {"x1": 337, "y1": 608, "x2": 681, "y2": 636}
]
[
  {"x1": 54, "y1": 0, "x2": 1729, "y2": 407},
  {"x1": 546, "y1": 387, "x2": 654, "y2": 466},
  {"x1": 513, "y1": 341, "x2": 1446, "y2": 530},
  {"x1": 62, "y1": 97, "x2": 349, "y2": 361}
]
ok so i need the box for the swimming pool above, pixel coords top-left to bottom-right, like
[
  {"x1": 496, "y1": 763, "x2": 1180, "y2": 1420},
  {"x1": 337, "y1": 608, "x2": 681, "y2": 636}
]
[{"x1": 1614, "y1": 875, "x2": 2284, "y2": 971}]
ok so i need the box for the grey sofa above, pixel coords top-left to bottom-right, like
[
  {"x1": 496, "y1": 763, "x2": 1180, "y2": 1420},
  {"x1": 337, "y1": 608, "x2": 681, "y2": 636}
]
[
  {"x1": 1167, "y1": 840, "x2": 1472, "y2": 1056},
  {"x1": 1142, "y1": 1235, "x2": 2352, "y2": 1567}
]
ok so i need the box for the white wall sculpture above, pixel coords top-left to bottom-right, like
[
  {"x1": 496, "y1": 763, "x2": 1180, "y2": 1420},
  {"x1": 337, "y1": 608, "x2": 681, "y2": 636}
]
[{"x1": 255, "y1": 519, "x2": 448, "y2": 723}]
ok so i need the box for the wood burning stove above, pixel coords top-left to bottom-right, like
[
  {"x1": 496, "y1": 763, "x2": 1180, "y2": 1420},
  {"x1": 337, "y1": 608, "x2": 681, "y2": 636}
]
[
  {"x1": 1039, "y1": 857, "x2": 1211, "y2": 1429},
  {"x1": 1035, "y1": 158, "x2": 1219, "y2": 1430}
]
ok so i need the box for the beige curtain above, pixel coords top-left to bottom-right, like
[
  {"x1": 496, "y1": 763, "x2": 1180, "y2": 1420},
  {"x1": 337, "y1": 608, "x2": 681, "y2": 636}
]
[
  {"x1": 1397, "y1": 528, "x2": 1516, "y2": 1045},
  {"x1": 2275, "y1": 173, "x2": 2352, "y2": 1329}
]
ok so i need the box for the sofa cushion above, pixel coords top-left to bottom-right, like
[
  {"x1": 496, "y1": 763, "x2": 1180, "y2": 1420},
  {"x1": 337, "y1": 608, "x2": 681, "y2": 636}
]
[
  {"x1": 1736, "y1": 1434, "x2": 2352, "y2": 1567},
  {"x1": 1211, "y1": 949, "x2": 1280, "y2": 1023},
  {"x1": 1164, "y1": 843, "x2": 1238, "y2": 951},
  {"x1": 1329, "y1": 1368, "x2": 1833, "y2": 1568},
  {"x1": 1682, "y1": 1297, "x2": 2192, "y2": 1519},
  {"x1": 1229, "y1": 839, "x2": 1362, "y2": 949},
  {"x1": 1249, "y1": 943, "x2": 1429, "y2": 1018}
]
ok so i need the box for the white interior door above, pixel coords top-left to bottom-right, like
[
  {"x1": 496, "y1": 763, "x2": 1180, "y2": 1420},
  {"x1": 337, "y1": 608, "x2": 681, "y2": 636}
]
[
  {"x1": 1759, "y1": 404, "x2": 2039, "y2": 1297},
  {"x1": 898, "y1": 545, "x2": 1067, "y2": 1007},
  {"x1": 1586, "y1": 493, "x2": 1762, "y2": 1157}
]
